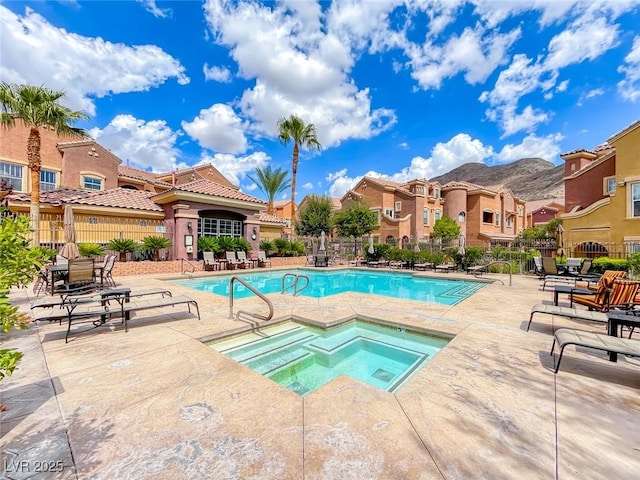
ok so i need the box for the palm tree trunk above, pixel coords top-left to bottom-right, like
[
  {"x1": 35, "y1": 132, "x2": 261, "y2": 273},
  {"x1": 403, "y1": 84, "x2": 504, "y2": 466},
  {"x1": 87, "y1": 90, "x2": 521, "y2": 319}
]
[
  {"x1": 290, "y1": 143, "x2": 299, "y2": 234},
  {"x1": 267, "y1": 201, "x2": 274, "y2": 215},
  {"x1": 27, "y1": 128, "x2": 41, "y2": 245}
]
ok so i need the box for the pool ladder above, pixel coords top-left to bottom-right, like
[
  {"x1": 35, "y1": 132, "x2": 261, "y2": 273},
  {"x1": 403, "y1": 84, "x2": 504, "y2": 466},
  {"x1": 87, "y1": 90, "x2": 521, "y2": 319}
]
[
  {"x1": 229, "y1": 276, "x2": 274, "y2": 322},
  {"x1": 281, "y1": 273, "x2": 310, "y2": 296}
]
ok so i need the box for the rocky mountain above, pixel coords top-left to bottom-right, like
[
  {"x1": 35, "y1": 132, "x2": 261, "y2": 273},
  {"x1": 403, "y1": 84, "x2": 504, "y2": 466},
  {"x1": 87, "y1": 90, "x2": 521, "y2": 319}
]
[{"x1": 430, "y1": 158, "x2": 565, "y2": 201}]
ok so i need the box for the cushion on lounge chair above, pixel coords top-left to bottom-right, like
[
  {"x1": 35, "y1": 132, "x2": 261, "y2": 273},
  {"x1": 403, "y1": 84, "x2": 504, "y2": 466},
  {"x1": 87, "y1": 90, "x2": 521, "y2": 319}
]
[
  {"x1": 527, "y1": 303, "x2": 608, "y2": 331},
  {"x1": 550, "y1": 328, "x2": 640, "y2": 373}
]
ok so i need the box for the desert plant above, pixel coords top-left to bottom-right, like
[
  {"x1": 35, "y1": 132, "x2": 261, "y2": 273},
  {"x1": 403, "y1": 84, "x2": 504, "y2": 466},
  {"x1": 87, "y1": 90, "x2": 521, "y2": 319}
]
[
  {"x1": 107, "y1": 238, "x2": 138, "y2": 262},
  {"x1": 78, "y1": 242, "x2": 105, "y2": 258},
  {"x1": 273, "y1": 238, "x2": 290, "y2": 256},
  {"x1": 140, "y1": 235, "x2": 172, "y2": 261},
  {"x1": 197, "y1": 236, "x2": 220, "y2": 256},
  {"x1": 259, "y1": 240, "x2": 274, "y2": 254},
  {"x1": 233, "y1": 237, "x2": 252, "y2": 252},
  {"x1": 214, "y1": 236, "x2": 235, "y2": 256}
]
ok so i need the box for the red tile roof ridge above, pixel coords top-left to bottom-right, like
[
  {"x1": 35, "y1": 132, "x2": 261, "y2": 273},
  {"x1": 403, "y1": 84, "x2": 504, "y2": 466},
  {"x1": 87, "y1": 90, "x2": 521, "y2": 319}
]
[{"x1": 157, "y1": 179, "x2": 265, "y2": 204}]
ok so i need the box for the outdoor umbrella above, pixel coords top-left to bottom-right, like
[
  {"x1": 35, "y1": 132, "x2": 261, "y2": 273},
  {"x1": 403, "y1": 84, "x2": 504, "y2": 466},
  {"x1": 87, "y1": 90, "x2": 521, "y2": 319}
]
[
  {"x1": 319, "y1": 231, "x2": 326, "y2": 252},
  {"x1": 368, "y1": 234, "x2": 375, "y2": 254},
  {"x1": 59, "y1": 203, "x2": 80, "y2": 259}
]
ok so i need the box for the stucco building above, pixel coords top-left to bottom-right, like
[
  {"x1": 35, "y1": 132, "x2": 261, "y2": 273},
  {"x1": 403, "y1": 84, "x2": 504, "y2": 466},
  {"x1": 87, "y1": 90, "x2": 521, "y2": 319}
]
[{"x1": 560, "y1": 120, "x2": 640, "y2": 255}]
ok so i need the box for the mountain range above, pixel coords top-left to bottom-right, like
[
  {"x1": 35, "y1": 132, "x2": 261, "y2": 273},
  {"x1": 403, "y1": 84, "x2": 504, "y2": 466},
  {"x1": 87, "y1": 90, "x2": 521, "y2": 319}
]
[{"x1": 431, "y1": 158, "x2": 564, "y2": 201}]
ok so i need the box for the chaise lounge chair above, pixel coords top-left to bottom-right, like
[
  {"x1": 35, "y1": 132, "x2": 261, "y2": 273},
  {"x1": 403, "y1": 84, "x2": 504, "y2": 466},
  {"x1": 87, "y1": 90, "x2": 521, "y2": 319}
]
[{"x1": 550, "y1": 328, "x2": 640, "y2": 373}]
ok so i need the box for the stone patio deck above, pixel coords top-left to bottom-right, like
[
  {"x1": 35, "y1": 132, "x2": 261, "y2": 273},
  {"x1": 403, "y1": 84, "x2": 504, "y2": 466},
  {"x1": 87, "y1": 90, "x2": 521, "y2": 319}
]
[{"x1": 2, "y1": 268, "x2": 639, "y2": 479}]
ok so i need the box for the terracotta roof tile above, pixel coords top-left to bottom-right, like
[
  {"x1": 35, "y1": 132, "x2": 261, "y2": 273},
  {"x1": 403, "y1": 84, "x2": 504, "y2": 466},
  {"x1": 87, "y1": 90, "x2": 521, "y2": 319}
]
[
  {"x1": 8, "y1": 188, "x2": 93, "y2": 205},
  {"x1": 259, "y1": 212, "x2": 287, "y2": 224},
  {"x1": 526, "y1": 198, "x2": 564, "y2": 212},
  {"x1": 8, "y1": 187, "x2": 163, "y2": 211},
  {"x1": 157, "y1": 179, "x2": 265, "y2": 205}
]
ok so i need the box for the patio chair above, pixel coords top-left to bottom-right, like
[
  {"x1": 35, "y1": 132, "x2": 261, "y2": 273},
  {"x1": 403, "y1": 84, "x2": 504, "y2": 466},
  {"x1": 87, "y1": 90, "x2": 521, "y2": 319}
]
[
  {"x1": 526, "y1": 303, "x2": 608, "y2": 331},
  {"x1": 435, "y1": 263, "x2": 456, "y2": 273},
  {"x1": 568, "y1": 258, "x2": 592, "y2": 277},
  {"x1": 541, "y1": 257, "x2": 578, "y2": 290},
  {"x1": 532, "y1": 256, "x2": 544, "y2": 277},
  {"x1": 550, "y1": 328, "x2": 640, "y2": 373},
  {"x1": 202, "y1": 251, "x2": 219, "y2": 271},
  {"x1": 315, "y1": 252, "x2": 328, "y2": 267},
  {"x1": 574, "y1": 269, "x2": 627, "y2": 289},
  {"x1": 572, "y1": 278, "x2": 639, "y2": 312},
  {"x1": 96, "y1": 255, "x2": 116, "y2": 287},
  {"x1": 235, "y1": 250, "x2": 253, "y2": 268},
  {"x1": 257, "y1": 250, "x2": 272, "y2": 268},
  {"x1": 225, "y1": 251, "x2": 244, "y2": 270},
  {"x1": 60, "y1": 258, "x2": 98, "y2": 295},
  {"x1": 565, "y1": 257, "x2": 583, "y2": 274}
]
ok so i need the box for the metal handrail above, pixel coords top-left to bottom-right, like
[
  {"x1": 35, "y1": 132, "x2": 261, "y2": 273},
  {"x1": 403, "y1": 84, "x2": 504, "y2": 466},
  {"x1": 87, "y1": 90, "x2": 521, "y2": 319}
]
[
  {"x1": 229, "y1": 276, "x2": 273, "y2": 321},
  {"x1": 181, "y1": 258, "x2": 198, "y2": 275},
  {"x1": 473, "y1": 260, "x2": 512, "y2": 286},
  {"x1": 281, "y1": 273, "x2": 310, "y2": 296}
]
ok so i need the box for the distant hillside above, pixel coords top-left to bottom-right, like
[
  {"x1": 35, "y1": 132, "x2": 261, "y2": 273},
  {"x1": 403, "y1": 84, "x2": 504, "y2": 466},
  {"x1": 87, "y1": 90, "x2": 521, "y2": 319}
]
[{"x1": 430, "y1": 158, "x2": 564, "y2": 201}]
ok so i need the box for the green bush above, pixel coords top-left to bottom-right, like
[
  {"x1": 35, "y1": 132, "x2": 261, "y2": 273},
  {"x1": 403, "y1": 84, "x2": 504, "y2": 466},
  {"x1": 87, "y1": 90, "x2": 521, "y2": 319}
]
[
  {"x1": 259, "y1": 240, "x2": 274, "y2": 254},
  {"x1": 78, "y1": 242, "x2": 105, "y2": 258},
  {"x1": 272, "y1": 238, "x2": 290, "y2": 256},
  {"x1": 628, "y1": 252, "x2": 640, "y2": 279},
  {"x1": 591, "y1": 257, "x2": 628, "y2": 273},
  {"x1": 140, "y1": 236, "x2": 172, "y2": 261},
  {"x1": 107, "y1": 238, "x2": 138, "y2": 262},
  {"x1": 233, "y1": 237, "x2": 252, "y2": 252},
  {"x1": 290, "y1": 241, "x2": 305, "y2": 256}
]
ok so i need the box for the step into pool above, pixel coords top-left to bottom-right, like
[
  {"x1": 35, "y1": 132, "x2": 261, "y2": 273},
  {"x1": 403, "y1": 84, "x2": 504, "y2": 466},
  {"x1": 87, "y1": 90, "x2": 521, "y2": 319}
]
[{"x1": 207, "y1": 319, "x2": 449, "y2": 396}]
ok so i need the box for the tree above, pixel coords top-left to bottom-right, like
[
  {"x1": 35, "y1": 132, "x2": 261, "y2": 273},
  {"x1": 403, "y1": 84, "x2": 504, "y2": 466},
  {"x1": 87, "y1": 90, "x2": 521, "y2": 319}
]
[
  {"x1": 332, "y1": 202, "x2": 377, "y2": 256},
  {"x1": 140, "y1": 236, "x2": 172, "y2": 261},
  {"x1": 247, "y1": 165, "x2": 291, "y2": 215},
  {"x1": 277, "y1": 115, "x2": 321, "y2": 231},
  {"x1": 0, "y1": 83, "x2": 88, "y2": 245},
  {"x1": 0, "y1": 209, "x2": 48, "y2": 383},
  {"x1": 295, "y1": 195, "x2": 333, "y2": 237},
  {"x1": 432, "y1": 216, "x2": 460, "y2": 241}
]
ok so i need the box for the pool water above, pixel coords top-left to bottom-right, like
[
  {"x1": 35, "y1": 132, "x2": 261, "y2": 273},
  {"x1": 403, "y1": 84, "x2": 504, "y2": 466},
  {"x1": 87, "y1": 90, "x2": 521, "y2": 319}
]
[
  {"x1": 172, "y1": 269, "x2": 485, "y2": 305},
  {"x1": 208, "y1": 320, "x2": 449, "y2": 395}
]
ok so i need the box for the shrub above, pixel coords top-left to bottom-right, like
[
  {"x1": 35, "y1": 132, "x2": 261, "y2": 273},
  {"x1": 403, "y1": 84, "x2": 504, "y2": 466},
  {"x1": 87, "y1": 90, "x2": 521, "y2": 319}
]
[
  {"x1": 78, "y1": 242, "x2": 105, "y2": 258},
  {"x1": 233, "y1": 237, "x2": 252, "y2": 252},
  {"x1": 591, "y1": 257, "x2": 628, "y2": 273},
  {"x1": 107, "y1": 238, "x2": 138, "y2": 262},
  {"x1": 628, "y1": 252, "x2": 640, "y2": 279},
  {"x1": 140, "y1": 236, "x2": 172, "y2": 261},
  {"x1": 259, "y1": 240, "x2": 274, "y2": 254},
  {"x1": 273, "y1": 238, "x2": 290, "y2": 256}
]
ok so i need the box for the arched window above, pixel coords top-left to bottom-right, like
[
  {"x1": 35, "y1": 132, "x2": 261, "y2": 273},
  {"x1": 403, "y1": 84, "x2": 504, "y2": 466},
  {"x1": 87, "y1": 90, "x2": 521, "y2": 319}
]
[{"x1": 458, "y1": 211, "x2": 466, "y2": 223}]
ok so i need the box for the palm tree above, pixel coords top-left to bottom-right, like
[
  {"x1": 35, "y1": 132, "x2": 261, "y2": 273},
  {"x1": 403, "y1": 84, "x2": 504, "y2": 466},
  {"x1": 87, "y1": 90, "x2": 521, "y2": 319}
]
[
  {"x1": 247, "y1": 165, "x2": 291, "y2": 215},
  {"x1": 277, "y1": 115, "x2": 321, "y2": 231},
  {"x1": 0, "y1": 83, "x2": 88, "y2": 245}
]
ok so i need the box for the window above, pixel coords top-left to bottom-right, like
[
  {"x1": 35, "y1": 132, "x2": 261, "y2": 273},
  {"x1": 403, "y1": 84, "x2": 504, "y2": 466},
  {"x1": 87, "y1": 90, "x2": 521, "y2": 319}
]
[
  {"x1": 506, "y1": 217, "x2": 513, "y2": 228},
  {"x1": 0, "y1": 162, "x2": 23, "y2": 191},
  {"x1": 604, "y1": 176, "x2": 616, "y2": 194},
  {"x1": 374, "y1": 209, "x2": 381, "y2": 225},
  {"x1": 199, "y1": 218, "x2": 243, "y2": 238},
  {"x1": 633, "y1": 183, "x2": 640, "y2": 218},
  {"x1": 482, "y1": 210, "x2": 494, "y2": 223},
  {"x1": 423, "y1": 209, "x2": 430, "y2": 226},
  {"x1": 83, "y1": 177, "x2": 102, "y2": 190},
  {"x1": 384, "y1": 208, "x2": 394, "y2": 218},
  {"x1": 434, "y1": 210, "x2": 441, "y2": 222},
  {"x1": 458, "y1": 211, "x2": 466, "y2": 223},
  {"x1": 40, "y1": 170, "x2": 56, "y2": 191},
  {"x1": 495, "y1": 212, "x2": 501, "y2": 227},
  {"x1": 139, "y1": 220, "x2": 148, "y2": 227},
  {"x1": 517, "y1": 205, "x2": 524, "y2": 217},
  {"x1": 395, "y1": 201, "x2": 402, "y2": 212},
  {"x1": 88, "y1": 217, "x2": 98, "y2": 224},
  {"x1": 434, "y1": 188, "x2": 440, "y2": 199}
]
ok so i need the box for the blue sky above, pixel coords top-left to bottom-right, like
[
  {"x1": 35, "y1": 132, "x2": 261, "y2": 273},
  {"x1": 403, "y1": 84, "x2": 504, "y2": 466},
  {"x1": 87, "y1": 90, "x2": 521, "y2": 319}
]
[{"x1": 1, "y1": 1, "x2": 639, "y2": 202}]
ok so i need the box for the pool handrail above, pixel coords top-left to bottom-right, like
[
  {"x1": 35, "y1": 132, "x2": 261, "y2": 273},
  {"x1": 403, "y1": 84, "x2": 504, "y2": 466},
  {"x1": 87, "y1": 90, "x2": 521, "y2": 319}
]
[
  {"x1": 229, "y1": 276, "x2": 274, "y2": 322},
  {"x1": 281, "y1": 273, "x2": 310, "y2": 296},
  {"x1": 471, "y1": 260, "x2": 511, "y2": 286}
]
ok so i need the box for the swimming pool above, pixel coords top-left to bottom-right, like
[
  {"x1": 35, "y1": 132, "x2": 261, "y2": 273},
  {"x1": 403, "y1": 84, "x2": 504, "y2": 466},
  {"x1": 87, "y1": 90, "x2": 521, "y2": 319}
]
[
  {"x1": 172, "y1": 269, "x2": 486, "y2": 305},
  {"x1": 208, "y1": 319, "x2": 449, "y2": 395}
]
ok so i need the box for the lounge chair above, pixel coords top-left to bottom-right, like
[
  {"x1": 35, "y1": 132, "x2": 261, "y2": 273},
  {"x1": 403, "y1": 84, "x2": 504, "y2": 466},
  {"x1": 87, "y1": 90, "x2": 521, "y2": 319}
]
[
  {"x1": 257, "y1": 250, "x2": 272, "y2": 268},
  {"x1": 541, "y1": 257, "x2": 576, "y2": 290},
  {"x1": 467, "y1": 264, "x2": 489, "y2": 276},
  {"x1": 567, "y1": 258, "x2": 592, "y2": 277},
  {"x1": 315, "y1": 252, "x2": 328, "y2": 267},
  {"x1": 574, "y1": 269, "x2": 627, "y2": 290},
  {"x1": 33, "y1": 290, "x2": 198, "y2": 342},
  {"x1": 202, "y1": 251, "x2": 219, "y2": 271},
  {"x1": 527, "y1": 303, "x2": 608, "y2": 331},
  {"x1": 235, "y1": 250, "x2": 253, "y2": 268},
  {"x1": 435, "y1": 264, "x2": 456, "y2": 273},
  {"x1": 532, "y1": 256, "x2": 544, "y2": 278},
  {"x1": 572, "y1": 278, "x2": 639, "y2": 312},
  {"x1": 225, "y1": 251, "x2": 244, "y2": 270},
  {"x1": 565, "y1": 257, "x2": 583, "y2": 274},
  {"x1": 414, "y1": 262, "x2": 434, "y2": 271},
  {"x1": 550, "y1": 328, "x2": 640, "y2": 373}
]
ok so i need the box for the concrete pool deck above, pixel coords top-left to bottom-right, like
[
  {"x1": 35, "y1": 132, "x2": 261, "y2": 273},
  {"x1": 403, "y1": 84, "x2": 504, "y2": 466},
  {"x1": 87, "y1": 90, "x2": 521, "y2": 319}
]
[{"x1": 2, "y1": 268, "x2": 639, "y2": 479}]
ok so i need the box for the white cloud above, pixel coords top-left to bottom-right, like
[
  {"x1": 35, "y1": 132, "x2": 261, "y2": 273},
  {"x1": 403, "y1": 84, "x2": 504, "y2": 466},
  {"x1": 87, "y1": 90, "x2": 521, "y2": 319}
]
[
  {"x1": 89, "y1": 114, "x2": 184, "y2": 172},
  {"x1": 181, "y1": 104, "x2": 248, "y2": 154},
  {"x1": 494, "y1": 133, "x2": 564, "y2": 163},
  {"x1": 203, "y1": 64, "x2": 232, "y2": 83},
  {"x1": 199, "y1": 151, "x2": 269, "y2": 186},
  {"x1": 0, "y1": 6, "x2": 189, "y2": 116},
  {"x1": 618, "y1": 35, "x2": 640, "y2": 102},
  {"x1": 577, "y1": 87, "x2": 605, "y2": 106},
  {"x1": 302, "y1": 182, "x2": 314, "y2": 189},
  {"x1": 399, "y1": 142, "x2": 408, "y2": 149},
  {"x1": 326, "y1": 133, "x2": 493, "y2": 197},
  {"x1": 136, "y1": 0, "x2": 171, "y2": 18},
  {"x1": 203, "y1": 0, "x2": 397, "y2": 149},
  {"x1": 243, "y1": 182, "x2": 258, "y2": 192}
]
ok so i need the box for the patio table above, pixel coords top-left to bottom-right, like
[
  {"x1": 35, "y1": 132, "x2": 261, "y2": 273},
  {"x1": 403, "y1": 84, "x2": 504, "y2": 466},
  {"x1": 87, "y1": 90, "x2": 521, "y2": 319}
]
[{"x1": 552, "y1": 285, "x2": 595, "y2": 307}]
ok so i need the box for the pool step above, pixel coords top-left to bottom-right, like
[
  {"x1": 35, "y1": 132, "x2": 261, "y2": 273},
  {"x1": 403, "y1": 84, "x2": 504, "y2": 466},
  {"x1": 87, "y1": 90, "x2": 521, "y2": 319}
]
[
  {"x1": 233, "y1": 331, "x2": 316, "y2": 367},
  {"x1": 215, "y1": 326, "x2": 310, "y2": 360}
]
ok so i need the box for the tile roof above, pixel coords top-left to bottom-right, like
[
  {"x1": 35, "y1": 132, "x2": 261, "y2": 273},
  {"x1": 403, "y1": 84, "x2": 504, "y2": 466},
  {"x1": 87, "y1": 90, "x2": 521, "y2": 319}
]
[
  {"x1": 362, "y1": 176, "x2": 413, "y2": 195},
  {"x1": 273, "y1": 200, "x2": 291, "y2": 207},
  {"x1": 156, "y1": 179, "x2": 265, "y2": 205},
  {"x1": 441, "y1": 180, "x2": 486, "y2": 191},
  {"x1": 560, "y1": 147, "x2": 596, "y2": 157},
  {"x1": 8, "y1": 187, "x2": 163, "y2": 211},
  {"x1": 259, "y1": 212, "x2": 287, "y2": 224},
  {"x1": 118, "y1": 165, "x2": 163, "y2": 183},
  {"x1": 526, "y1": 198, "x2": 564, "y2": 212}
]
